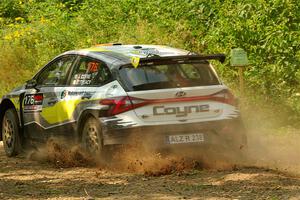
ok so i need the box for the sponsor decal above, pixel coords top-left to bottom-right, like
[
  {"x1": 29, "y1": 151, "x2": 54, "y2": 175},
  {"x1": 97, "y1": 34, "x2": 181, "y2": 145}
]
[
  {"x1": 175, "y1": 91, "x2": 186, "y2": 97},
  {"x1": 61, "y1": 90, "x2": 68, "y2": 99},
  {"x1": 72, "y1": 74, "x2": 92, "y2": 85},
  {"x1": 23, "y1": 93, "x2": 43, "y2": 112},
  {"x1": 131, "y1": 48, "x2": 160, "y2": 56},
  {"x1": 131, "y1": 56, "x2": 140, "y2": 68},
  {"x1": 153, "y1": 104, "x2": 209, "y2": 117},
  {"x1": 60, "y1": 90, "x2": 95, "y2": 99}
]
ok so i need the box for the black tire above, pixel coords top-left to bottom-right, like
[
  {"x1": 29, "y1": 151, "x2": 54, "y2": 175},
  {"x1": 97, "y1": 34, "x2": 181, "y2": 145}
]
[
  {"x1": 2, "y1": 109, "x2": 22, "y2": 157},
  {"x1": 81, "y1": 117, "x2": 109, "y2": 160}
]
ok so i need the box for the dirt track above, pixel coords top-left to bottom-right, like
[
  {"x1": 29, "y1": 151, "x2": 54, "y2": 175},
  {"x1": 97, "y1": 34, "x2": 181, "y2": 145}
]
[{"x1": 1, "y1": 142, "x2": 300, "y2": 200}]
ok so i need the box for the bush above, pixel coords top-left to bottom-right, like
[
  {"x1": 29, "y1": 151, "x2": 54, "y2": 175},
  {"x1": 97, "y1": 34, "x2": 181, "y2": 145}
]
[{"x1": 0, "y1": 0, "x2": 299, "y2": 124}]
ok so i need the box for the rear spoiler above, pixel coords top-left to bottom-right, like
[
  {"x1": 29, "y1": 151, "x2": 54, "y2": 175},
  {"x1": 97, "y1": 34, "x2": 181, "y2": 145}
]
[{"x1": 121, "y1": 54, "x2": 226, "y2": 68}]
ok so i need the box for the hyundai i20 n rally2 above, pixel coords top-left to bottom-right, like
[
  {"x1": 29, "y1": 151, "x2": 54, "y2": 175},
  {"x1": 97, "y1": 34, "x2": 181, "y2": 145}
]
[{"x1": 0, "y1": 44, "x2": 247, "y2": 158}]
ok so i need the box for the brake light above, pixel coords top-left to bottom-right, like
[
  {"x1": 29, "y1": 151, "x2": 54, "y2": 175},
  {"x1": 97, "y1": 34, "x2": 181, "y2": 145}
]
[
  {"x1": 100, "y1": 96, "x2": 148, "y2": 116},
  {"x1": 211, "y1": 89, "x2": 237, "y2": 106}
]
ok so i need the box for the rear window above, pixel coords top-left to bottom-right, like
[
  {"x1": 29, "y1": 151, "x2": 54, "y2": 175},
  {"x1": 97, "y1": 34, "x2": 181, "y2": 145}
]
[{"x1": 119, "y1": 62, "x2": 220, "y2": 91}]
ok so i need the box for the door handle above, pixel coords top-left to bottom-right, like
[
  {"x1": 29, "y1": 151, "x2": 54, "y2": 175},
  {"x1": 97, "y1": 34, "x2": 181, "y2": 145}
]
[
  {"x1": 81, "y1": 94, "x2": 92, "y2": 100},
  {"x1": 48, "y1": 98, "x2": 58, "y2": 105}
]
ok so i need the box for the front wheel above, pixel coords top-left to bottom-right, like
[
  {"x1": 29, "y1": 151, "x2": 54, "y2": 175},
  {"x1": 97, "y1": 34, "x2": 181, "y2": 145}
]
[{"x1": 2, "y1": 109, "x2": 22, "y2": 157}]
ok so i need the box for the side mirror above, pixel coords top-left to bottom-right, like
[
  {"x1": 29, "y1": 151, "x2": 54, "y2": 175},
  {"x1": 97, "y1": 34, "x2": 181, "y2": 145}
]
[{"x1": 25, "y1": 79, "x2": 37, "y2": 89}]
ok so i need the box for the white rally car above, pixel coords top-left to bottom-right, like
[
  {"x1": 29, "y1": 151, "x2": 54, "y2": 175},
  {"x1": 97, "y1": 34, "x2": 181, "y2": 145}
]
[{"x1": 0, "y1": 44, "x2": 246, "y2": 157}]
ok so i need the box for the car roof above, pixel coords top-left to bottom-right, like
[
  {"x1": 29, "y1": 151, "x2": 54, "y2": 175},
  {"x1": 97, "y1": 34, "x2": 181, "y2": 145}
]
[{"x1": 62, "y1": 44, "x2": 190, "y2": 69}]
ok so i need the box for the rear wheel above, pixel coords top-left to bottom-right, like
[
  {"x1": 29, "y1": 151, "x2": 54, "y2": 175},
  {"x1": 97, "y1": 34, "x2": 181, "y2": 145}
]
[
  {"x1": 2, "y1": 109, "x2": 22, "y2": 157},
  {"x1": 81, "y1": 117, "x2": 109, "y2": 160}
]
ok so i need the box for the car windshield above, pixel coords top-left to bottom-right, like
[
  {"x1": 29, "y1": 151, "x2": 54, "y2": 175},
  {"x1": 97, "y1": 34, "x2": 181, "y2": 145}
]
[{"x1": 119, "y1": 62, "x2": 220, "y2": 91}]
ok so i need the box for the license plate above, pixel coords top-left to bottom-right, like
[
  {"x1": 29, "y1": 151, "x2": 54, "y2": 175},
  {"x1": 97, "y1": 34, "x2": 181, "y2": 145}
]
[{"x1": 166, "y1": 133, "x2": 204, "y2": 144}]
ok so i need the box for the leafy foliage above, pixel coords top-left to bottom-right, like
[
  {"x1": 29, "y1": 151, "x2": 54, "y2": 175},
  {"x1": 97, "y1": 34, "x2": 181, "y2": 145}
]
[{"x1": 0, "y1": 0, "x2": 300, "y2": 123}]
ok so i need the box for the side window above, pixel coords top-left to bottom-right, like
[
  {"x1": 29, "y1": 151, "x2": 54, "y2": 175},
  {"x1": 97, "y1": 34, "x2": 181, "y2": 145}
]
[
  {"x1": 70, "y1": 57, "x2": 112, "y2": 86},
  {"x1": 36, "y1": 56, "x2": 75, "y2": 86}
]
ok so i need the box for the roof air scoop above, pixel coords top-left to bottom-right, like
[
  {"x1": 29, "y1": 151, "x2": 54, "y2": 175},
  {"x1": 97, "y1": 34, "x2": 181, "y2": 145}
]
[
  {"x1": 146, "y1": 53, "x2": 161, "y2": 58},
  {"x1": 133, "y1": 45, "x2": 143, "y2": 49},
  {"x1": 95, "y1": 43, "x2": 122, "y2": 46}
]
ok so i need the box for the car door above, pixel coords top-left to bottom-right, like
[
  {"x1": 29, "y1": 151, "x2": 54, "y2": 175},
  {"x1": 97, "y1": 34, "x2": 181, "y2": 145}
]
[
  {"x1": 23, "y1": 55, "x2": 77, "y2": 140},
  {"x1": 63, "y1": 55, "x2": 113, "y2": 124}
]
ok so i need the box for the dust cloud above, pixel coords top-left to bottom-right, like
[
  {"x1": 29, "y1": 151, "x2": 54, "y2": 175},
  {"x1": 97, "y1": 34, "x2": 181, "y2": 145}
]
[
  {"x1": 26, "y1": 135, "x2": 241, "y2": 176},
  {"x1": 240, "y1": 102, "x2": 300, "y2": 176},
  {"x1": 245, "y1": 127, "x2": 300, "y2": 175},
  {"x1": 27, "y1": 138, "x2": 95, "y2": 168},
  {"x1": 26, "y1": 117, "x2": 300, "y2": 176}
]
